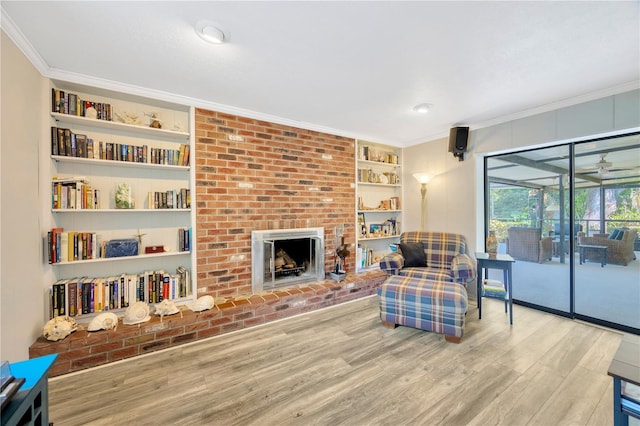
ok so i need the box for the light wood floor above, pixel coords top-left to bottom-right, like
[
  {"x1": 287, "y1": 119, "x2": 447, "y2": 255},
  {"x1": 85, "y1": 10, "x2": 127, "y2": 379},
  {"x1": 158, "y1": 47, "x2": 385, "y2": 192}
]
[{"x1": 48, "y1": 296, "x2": 630, "y2": 426}]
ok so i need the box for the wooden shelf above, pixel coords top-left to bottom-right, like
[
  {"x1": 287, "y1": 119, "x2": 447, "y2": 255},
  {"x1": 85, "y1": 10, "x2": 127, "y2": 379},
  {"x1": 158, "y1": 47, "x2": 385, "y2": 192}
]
[
  {"x1": 51, "y1": 112, "x2": 190, "y2": 140},
  {"x1": 360, "y1": 235, "x2": 400, "y2": 241},
  {"x1": 357, "y1": 182, "x2": 401, "y2": 188},
  {"x1": 51, "y1": 155, "x2": 189, "y2": 170},
  {"x1": 357, "y1": 159, "x2": 400, "y2": 168},
  {"x1": 358, "y1": 209, "x2": 402, "y2": 213},
  {"x1": 52, "y1": 208, "x2": 190, "y2": 213},
  {"x1": 51, "y1": 251, "x2": 190, "y2": 266}
]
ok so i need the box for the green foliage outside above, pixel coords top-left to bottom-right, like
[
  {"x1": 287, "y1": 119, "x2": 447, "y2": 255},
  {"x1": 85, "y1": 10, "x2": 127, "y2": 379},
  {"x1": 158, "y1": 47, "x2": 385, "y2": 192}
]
[
  {"x1": 608, "y1": 188, "x2": 640, "y2": 231},
  {"x1": 489, "y1": 186, "x2": 640, "y2": 240}
]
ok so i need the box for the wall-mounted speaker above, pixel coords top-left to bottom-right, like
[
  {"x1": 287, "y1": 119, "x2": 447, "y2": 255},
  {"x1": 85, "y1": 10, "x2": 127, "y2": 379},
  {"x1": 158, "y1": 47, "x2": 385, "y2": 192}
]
[{"x1": 448, "y1": 126, "x2": 469, "y2": 161}]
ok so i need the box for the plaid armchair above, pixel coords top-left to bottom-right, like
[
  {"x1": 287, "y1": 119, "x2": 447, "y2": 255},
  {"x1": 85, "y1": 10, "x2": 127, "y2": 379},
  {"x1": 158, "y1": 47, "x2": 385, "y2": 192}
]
[
  {"x1": 578, "y1": 228, "x2": 637, "y2": 266},
  {"x1": 506, "y1": 227, "x2": 552, "y2": 263},
  {"x1": 379, "y1": 231, "x2": 476, "y2": 285}
]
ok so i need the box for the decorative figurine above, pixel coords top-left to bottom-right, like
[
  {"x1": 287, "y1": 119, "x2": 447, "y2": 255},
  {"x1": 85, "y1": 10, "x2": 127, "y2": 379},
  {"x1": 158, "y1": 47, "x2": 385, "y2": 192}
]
[
  {"x1": 115, "y1": 183, "x2": 134, "y2": 209},
  {"x1": 154, "y1": 299, "x2": 179, "y2": 321},
  {"x1": 331, "y1": 224, "x2": 349, "y2": 281},
  {"x1": 87, "y1": 312, "x2": 119, "y2": 332},
  {"x1": 123, "y1": 301, "x2": 151, "y2": 325},
  {"x1": 114, "y1": 111, "x2": 142, "y2": 125},
  {"x1": 188, "y1": 295, "x2": 215, "y2": 312},
  {"x1": 43, "y1": 316, "x2": 78, "y2": 341},
  {"x1": 145, "y1": 112, "x2": 162, "y2": 129}
]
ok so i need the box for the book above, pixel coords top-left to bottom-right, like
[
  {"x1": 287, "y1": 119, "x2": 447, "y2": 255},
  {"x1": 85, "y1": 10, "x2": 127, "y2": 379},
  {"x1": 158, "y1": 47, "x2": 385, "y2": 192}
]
[
  {"x1": 76, "y1": 134, "x2": 87, "y2": 158},
  {"x1": 60, "y1": 232, "x2": 69, "y2": 262},
  {"x1": 67, "y1": 279, "x2": 78, "y2": 317}
]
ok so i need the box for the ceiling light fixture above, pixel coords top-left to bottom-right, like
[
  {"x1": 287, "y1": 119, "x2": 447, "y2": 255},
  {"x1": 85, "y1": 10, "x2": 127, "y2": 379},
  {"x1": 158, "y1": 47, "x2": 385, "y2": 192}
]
[
  {"x1": 196, "y1": 20, "x2": 226, "y2": 44},
  {"x1": 413, "y1": 103, "x2": 433, "y2": 114}
]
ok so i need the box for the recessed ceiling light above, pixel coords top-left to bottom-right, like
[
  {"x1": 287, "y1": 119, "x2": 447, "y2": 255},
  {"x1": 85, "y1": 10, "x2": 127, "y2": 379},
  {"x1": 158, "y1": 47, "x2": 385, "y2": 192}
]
[
  {"x1": 196, "y1": 20, "x2": 226, "y2": 44},
  {"x1": 413, "y1": 103, "x2": 433, "y2": 114}
]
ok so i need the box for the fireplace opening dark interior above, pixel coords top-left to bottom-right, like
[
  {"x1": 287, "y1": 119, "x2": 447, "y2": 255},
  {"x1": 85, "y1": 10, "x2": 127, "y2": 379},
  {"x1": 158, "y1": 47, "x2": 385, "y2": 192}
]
[{"x1": 269, "y1": 238, "x2": 317, "y2": 282}]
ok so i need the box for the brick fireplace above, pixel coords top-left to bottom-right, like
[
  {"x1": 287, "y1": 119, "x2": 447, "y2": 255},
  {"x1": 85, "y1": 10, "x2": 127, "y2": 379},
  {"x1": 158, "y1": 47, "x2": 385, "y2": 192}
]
[
  {"x1": 195, "y1": 108, "x2": 357, "y2": 297},
  {"x1": 29, "y1": 108, "x2": 388, "y2": 376}
]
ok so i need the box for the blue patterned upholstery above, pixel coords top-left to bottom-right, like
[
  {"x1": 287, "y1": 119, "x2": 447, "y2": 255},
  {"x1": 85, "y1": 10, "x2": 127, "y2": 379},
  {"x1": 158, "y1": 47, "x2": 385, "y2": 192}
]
[
  {"x1": 379, "y1": 231, "x2": 476, "y2": 285},
  {"x1": 378, "y1": 275, "x2": 468, "y2": 339}
]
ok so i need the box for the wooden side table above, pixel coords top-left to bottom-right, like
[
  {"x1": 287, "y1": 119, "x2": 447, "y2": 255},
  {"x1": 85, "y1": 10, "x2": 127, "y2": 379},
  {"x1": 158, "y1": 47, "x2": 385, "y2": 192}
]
[
  {"x1": 608, "y1": 339, "x2": 640, "y2": 425},
  {"x1": 476, "y1": 253, "x2": 515, "y2": 325},
  {"x1": 1, "y1": 354, "x2": 57, "y2": 426}
]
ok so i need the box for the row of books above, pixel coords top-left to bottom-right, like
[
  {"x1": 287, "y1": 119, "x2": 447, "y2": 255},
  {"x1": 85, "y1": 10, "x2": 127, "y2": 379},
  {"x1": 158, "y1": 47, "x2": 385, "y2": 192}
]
[
  {"x1": 358, "y1": 145, "x2": 399, "y2": 164},
  {"x1": 52, "y1": 88, "x2": 112, "y2": 120},
  {"x1": 357, "y1": 169, "x2": 400, "y2": 184},
  {"x1": 51, "y1": 126, "x2": 190, "y2": 166},
  {"x1": 48, "y1": 228, "x2": 99, "y2": 264},
  {"x1": 148, "y1": 189, "x2": 191, "y2": 210},
  {"x1": 49, "y1": 267, "x2": 191, "y2": 318},
  {"x1": 47, "y1": 227, "x2": 189, "y2": 264},
  {"x1": 178, "y1": 228, "x2": 192, "y2": 252},
  {"x1": 357, "y1": 244, "x2": 376, "y2": 269},
  {"x1": 51, "y1": 177, "x2": 100, "y2": 209}
]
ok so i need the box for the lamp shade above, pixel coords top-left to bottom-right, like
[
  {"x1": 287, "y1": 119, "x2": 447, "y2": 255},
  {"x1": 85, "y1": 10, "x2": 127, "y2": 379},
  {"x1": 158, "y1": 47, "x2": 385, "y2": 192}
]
[{"x1": 413, "y1": 173, "x2": 430, "y2": 184}]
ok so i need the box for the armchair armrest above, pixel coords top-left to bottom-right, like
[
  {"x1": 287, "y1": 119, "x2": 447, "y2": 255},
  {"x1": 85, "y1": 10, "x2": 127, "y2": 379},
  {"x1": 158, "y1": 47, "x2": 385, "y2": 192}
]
[
  {"x1": 539, "y1": 236, "x2": 553, "y2": 263},
  {"x1": 451, "y1": 253, "x2": 477, "y2": 283},
  {"x1": 379, "y1": 252, "x2": 404, "y2": 275},
  {"x1": 540, "y1": 236, "x2": 552, "y2": 250}
]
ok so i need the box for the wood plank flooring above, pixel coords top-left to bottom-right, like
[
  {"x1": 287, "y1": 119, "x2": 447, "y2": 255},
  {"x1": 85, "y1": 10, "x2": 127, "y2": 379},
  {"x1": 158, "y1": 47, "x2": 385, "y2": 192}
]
[{"x1": 48, "y1": 296, "x2": 632, "y2": 425}]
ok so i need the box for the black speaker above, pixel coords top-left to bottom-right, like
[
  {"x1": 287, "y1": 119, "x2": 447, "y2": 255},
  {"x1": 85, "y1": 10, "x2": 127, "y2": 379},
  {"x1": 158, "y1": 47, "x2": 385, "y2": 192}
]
[{"x1": 448, "y1": 126, "x2": 469, "y2": 161}]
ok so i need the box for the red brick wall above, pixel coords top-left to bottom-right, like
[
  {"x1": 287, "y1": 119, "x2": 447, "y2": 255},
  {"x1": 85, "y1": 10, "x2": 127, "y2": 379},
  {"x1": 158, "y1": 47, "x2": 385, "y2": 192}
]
[{"x1": 195, "y1": 108, "x2": 356, "y2": 297}]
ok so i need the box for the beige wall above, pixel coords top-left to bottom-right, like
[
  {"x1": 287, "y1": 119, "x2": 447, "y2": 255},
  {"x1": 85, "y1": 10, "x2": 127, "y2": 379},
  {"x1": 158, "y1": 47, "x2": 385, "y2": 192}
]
[
  {"x1": 402, "y1": 90, "x2": 640, "y2": 277},
  {"x1": 1, "y1": 30, "x2": 47, "y2": 361}
]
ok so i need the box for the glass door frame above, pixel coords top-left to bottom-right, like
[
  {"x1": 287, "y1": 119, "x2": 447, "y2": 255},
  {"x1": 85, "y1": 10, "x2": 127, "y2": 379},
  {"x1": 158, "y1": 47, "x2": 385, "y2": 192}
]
[{"x1": 483, "y1": 134, "x2": 640, "y2": 335}]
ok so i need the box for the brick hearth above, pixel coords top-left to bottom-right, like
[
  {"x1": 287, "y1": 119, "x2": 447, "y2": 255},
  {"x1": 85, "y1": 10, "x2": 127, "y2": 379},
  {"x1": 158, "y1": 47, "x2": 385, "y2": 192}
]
[{"x1": 30, "y1": 271, "x2": 386, "y2": 377}]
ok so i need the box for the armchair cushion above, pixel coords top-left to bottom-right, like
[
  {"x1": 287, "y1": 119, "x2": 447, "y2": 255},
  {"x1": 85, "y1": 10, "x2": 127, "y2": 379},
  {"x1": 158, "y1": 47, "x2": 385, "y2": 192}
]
[{"x1": 399, "y1": 242, "x2": 427, "y2": 267}]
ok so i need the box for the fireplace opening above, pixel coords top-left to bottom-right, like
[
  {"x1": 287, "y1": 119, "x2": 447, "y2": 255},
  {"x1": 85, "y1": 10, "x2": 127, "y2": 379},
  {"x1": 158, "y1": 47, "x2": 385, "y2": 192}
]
[{"x1": 252, "y1": 228, "x2": 325, "y2": 292}]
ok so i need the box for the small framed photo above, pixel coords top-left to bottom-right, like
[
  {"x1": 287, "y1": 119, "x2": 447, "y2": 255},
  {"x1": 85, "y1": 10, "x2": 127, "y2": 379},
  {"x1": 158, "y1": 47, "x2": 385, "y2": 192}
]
[{"x1": 370, "y1": 224, "x2": 382, "y2": 235}]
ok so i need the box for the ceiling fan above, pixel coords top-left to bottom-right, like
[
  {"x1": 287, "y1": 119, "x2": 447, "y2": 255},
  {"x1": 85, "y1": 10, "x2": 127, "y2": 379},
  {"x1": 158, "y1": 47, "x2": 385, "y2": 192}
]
[
  {"x1": 587, "y1": 154, "x2": 613, "y2": 175},
  {"x1": 577, "y1": 153, "x2": 638, "y2": 177}
]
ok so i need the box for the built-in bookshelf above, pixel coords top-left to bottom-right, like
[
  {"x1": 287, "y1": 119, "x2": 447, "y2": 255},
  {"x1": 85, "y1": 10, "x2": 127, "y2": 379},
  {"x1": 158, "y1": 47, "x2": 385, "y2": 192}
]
[
  {"x1": 45, "y1": 81, "x2": 196, "y2": 321},
  {"x1": 356, "y1": 141, "x2": 403, "y2": 272}
]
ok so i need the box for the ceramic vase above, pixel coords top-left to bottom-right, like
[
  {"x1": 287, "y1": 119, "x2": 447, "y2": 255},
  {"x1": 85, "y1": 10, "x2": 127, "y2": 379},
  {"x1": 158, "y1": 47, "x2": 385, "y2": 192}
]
[{"x1": 486, "y1": 230, "x2": 498, "y2": 256}]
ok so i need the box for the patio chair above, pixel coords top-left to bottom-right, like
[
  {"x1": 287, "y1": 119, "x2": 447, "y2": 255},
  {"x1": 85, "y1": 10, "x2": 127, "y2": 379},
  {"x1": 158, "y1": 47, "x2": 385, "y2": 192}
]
[
  {"x1": 506, "y1": 227, "x2": 552, "y2": 263},
  {"x1": 577, "y1": 228, "x2": 637, "y2": 266}
]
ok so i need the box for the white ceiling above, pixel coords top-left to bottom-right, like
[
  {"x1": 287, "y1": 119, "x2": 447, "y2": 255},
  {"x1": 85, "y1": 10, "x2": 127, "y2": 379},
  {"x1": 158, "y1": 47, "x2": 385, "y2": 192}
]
[{"x1": 2, "y1": 1, "x2": 639, "y2": 146}]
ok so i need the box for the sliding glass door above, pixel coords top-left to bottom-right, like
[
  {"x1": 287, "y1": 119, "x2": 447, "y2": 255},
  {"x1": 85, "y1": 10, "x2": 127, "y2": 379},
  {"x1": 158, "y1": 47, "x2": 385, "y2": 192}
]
[
  {"x1": 486, "y1": 145, "x2": 571, "y2": 314},
  {"x1": 573, "y1": 136, "x2": 640, "y2": 331},
  {"x1": 485, "y1": 132, "x2": 639, "y2": 333}
]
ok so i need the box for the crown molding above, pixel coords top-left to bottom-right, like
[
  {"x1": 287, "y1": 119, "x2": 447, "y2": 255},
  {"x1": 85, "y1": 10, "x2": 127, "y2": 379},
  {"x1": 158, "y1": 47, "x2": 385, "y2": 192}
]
[
  {"x1": 402, "y1": 80, "x2": 640, "y2": 148},
  {"x1": 470, "y1": 80, "x2": 640, "y2": 131}
]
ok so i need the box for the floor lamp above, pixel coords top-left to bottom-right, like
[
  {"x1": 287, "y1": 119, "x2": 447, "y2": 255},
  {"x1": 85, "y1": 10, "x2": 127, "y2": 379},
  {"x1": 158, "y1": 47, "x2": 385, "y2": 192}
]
[{"x1": 413, "y1": 173, "x2": 430, "y2": 231}]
